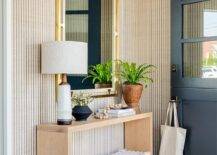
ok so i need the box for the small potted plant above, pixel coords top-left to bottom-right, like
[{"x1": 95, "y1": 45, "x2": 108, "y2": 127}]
[
  {"x1": 121, "y1": 61, "x2": 156, "y2": 107},
  {"x1": 82, "y1": 61, "x2": 112, "y2": 89},
  {"x1": 72, "y1": 93, "x2": 94, "y2": 121}
]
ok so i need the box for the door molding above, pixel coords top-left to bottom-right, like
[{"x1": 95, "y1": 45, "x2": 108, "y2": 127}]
[{"x1": 2, "y1": 0, "x2": 12, "y2": 154}]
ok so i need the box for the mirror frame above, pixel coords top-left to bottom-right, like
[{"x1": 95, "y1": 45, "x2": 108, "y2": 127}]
[{"x1": 55, "y1": 0, "x2": 121, "y2": 98}]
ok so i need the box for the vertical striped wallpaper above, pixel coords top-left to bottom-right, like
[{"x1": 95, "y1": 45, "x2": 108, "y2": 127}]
[
  {"x1": 120, "y1": 0, "x2": 171, "y2": 154},
  {"x1": 101, "y1": 0, "x2": 113, "y2": 63},
  {"x1": 12, "y1": 0, "x2": 56, "y2": 155},
  {"x1": 0, "y1": 1, "x2": 3, "y2": 154},
  {"x1": 71, "y1": 124, "x2": 123, "y2": 155},
  {"x1": 12, "y1": 1, "x2": 121, "y2": 155},
  {"x1": 12, "y1": 0, "x2": 170, "y2": 155},
  {"x1": 65, "y1": 14, "x2": 88, "y2": 42}
]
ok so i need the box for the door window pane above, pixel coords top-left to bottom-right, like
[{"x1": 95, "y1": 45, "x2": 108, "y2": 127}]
[
  {"x1": 183, "y1": 41, "x2": 217, "y2": 78},
  {"x1": 183, "y1": 0, "x2": 217, "y2": 38},
  {"x1": 65, "y1": 14, "x2": 88, "y2": 42}
]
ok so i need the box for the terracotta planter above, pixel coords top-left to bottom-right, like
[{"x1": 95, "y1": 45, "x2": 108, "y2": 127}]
[
  {"x1": 122, "y1": 83, "x2": 143, "y2": 107},
  {"x1": 95, "y1": 83, "x2": 112, "y2": 89}
]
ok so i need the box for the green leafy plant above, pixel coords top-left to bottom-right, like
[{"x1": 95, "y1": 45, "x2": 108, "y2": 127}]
[
  {"x1": 82, "y1": 61, "x2": 112, "y2": 84},
  {"x1": 72, "y1": 93, "x2": 94, "y2": 106},
  {"x1": 121, "y1": 61, "x2": 156, "y2": 86}
]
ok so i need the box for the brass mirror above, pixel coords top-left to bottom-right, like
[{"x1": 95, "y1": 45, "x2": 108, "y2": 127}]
[{"x1": 55, "y1": 0, "x2": 120, "y2": 97}]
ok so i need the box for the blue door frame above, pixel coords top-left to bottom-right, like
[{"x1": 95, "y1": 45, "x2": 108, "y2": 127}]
[{"x1": 171, "y1": 0, "x2": 217, "y2": 154}]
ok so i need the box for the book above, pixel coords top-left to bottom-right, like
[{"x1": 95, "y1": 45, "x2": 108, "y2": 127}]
[
  {"x1": 107, "y1": 108, "x2": 135, "y2": 117},
  {"x1": 112, "y1": 149, "x2": 150, "y2": 155}
]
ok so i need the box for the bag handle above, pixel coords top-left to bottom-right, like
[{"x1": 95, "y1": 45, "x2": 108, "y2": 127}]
[
  {"x1": 164, "y1": 101, "x2": 173, "y2": 125},
  {"x1": 164, "y1": 101, "x2": 179, "y2": 127},
  {"x1": 173, "y1": 102, "x2": 179, "y2": 127}
]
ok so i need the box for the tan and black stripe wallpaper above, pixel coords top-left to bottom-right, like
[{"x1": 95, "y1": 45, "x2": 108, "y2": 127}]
[
  {"x1": 12, "y1": 0, "x2": 170, "y2": 155},
  {"x1": 120, "y1": 0, "x2": 171, "y2": 153}
]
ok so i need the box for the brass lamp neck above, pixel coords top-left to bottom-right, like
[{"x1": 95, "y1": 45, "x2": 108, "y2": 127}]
[{"x1": 60, "y1": 74, "x2": 68, "y2": 85}]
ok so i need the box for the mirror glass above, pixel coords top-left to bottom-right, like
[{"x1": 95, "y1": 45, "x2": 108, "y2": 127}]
[{"x1": 65, "y1": 0, "x2": 114, "y2": 90}]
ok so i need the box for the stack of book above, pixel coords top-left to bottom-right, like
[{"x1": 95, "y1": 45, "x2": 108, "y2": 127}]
[{"x1": 107, "y1": 108, "x2": 136, "y2": 117}]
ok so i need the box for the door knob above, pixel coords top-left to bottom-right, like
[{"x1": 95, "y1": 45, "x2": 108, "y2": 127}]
[{"x1": 171, "y1": 64, "x2": 177, "y2": 73}]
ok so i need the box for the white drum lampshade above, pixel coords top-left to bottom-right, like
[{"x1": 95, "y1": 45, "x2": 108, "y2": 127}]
[
  {"x1": 41, "y1": 41, "x2": 88, "y2": 125},
  {"x1": 41, "y1": 41, "x2": 88, "y2": 75}
]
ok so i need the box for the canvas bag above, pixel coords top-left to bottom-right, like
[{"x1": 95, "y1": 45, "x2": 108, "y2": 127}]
[{"x1": 159, "y1": 101, "x2": 187, "y2": 155}]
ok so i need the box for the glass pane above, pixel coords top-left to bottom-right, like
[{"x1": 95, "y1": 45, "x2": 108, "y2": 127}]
[
  {"x1": 65, "y1": 14, "x2": 88, "y2": 42},
  {"x1": 183, "y1": 0, "x2": 217, "y2": 38},
  {"x1": 66, "y1": 0, "x2": 88, "y2": 11},
  {"x1": 183, "y1": 41, "x2": 217, "y2": 78}
]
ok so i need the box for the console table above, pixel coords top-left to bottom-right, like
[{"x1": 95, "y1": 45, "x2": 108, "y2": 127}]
[{"x1": 37, "y1": 112, "x2": 153, "y2": 155}]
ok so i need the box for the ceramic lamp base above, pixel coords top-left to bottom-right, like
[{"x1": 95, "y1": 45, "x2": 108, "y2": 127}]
[
  {"x1": 57, "y1": 119, "x2": 72, "y2": 125},
  {"x1": 57, "y1": 83, "x2": 72, "y2": 125}
]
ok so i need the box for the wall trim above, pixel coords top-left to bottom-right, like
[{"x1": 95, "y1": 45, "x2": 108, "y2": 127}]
[
  {"x1": 2, "y1": 0, "x2": 12, "y2": 154},
  {"x1": 0, "y1": 0, "x2": 3, "y2": 154}
]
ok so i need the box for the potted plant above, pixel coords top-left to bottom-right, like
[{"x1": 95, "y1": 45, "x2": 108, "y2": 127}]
[
  {"x1": 121, "y1": 61, "x2": 156, "y2": 107},
  {"x1": 82, "y1": 61, "x2": 112, "y2": 89},
  {"x1": 71, "y1": 93, "x2": 94, "y2": 121}
]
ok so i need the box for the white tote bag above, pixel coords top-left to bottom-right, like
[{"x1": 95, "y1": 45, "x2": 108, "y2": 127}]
[{"x1": 159, "y1": 101, "x2": 187, "y2": 155}]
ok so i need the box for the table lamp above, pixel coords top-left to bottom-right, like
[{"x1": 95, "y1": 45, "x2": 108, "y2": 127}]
[{"x1": 41, "y1": 41, "x2": 88, "y2": 125}]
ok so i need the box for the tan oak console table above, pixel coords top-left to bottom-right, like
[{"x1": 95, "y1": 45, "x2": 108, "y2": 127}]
[{"x1": 37, "y1": 112, "x2": 153, "y2": 155}]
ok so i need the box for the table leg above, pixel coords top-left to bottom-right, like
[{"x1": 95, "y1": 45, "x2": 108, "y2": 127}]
[{"x1": 124, "y1": 116, "x2": 153, "y2": 154}]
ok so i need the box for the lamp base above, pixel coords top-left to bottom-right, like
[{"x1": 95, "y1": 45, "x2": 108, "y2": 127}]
[
  {"x1": 57, "y1": 79, "x2": 72, "y2": 126},
  {"x1": 57, "y1": 119, "x2": 72, "y2": 125}
]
